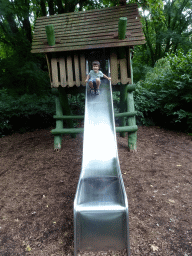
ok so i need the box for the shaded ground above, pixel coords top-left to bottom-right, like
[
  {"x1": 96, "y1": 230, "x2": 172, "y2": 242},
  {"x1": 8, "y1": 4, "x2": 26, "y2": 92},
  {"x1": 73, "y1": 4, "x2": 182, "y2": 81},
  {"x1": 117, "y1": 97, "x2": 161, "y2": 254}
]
[{"x1": 0, "y1": 126, "x2": 191, "y2": 256}]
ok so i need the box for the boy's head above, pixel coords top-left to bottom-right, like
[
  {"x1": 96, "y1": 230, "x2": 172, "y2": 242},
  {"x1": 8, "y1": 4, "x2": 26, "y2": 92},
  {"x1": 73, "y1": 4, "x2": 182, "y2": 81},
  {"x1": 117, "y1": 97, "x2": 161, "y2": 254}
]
[{"x1": 92, "y1": 61, "x2": 100, "y2": 68}]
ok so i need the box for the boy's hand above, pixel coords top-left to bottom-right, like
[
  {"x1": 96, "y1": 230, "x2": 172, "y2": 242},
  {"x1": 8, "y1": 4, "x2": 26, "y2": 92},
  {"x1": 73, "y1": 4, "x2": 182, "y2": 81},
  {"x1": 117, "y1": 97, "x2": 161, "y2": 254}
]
[
  {"x1": 85, "y1": 79, "x2": 88, "y2": 82},
  {"x1": 108, "y1": 77, "x2": 111, "y2": 80}
]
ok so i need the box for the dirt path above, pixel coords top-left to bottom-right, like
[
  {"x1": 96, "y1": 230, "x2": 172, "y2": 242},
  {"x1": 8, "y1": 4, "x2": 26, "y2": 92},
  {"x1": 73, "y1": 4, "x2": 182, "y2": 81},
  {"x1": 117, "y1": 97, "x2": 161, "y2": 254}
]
[{"x1": 0, "y1": 126, "x2": 191, "y2": 256}]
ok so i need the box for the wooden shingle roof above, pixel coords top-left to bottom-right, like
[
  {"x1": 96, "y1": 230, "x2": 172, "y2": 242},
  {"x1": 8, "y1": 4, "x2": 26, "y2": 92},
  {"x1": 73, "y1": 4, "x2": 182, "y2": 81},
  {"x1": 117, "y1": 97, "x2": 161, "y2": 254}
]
[{"x1": 31, "y1": 3, "x2": 145, "y2": 54}]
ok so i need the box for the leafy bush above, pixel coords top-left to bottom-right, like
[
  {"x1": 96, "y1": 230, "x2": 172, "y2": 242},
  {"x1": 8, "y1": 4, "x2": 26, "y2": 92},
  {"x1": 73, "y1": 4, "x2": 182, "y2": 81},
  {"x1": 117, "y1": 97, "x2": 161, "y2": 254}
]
[
  {"x1": 0, "y1": 89, "x2": 55, "y2": 136},
  {"x1": 112, "y1": 91, "x2": 120, "y2": 113},
  {"x1": 68, "y1": 93, "x2": 85, "y2": 115},
  {"x1": 134, "y1": 50, "x2": 192, "y2": 132},
  {"x1": 0, "y1": 88, "x2": 88, "y2": 136},
  {"x1": 0, "y1": 54, "x2": 50, "y2": 96}
]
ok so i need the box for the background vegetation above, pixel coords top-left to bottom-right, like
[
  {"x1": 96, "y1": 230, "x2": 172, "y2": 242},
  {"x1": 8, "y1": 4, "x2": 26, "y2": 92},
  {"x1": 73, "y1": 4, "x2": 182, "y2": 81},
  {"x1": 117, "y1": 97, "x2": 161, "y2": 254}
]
[
  {"x1": 0, "y1": 0, "x2": 191, "y2": 136},
  {"x1": 134, "y1": 50, "x2": 192, "y2": 132}
]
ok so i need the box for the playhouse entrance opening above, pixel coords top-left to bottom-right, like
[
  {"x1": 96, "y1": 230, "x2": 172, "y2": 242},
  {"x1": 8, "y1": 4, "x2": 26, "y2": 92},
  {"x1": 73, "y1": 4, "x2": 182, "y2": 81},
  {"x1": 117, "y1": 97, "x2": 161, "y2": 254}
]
[{"x1": 86, "y1": 48, "x2": 110, "y2": 75}]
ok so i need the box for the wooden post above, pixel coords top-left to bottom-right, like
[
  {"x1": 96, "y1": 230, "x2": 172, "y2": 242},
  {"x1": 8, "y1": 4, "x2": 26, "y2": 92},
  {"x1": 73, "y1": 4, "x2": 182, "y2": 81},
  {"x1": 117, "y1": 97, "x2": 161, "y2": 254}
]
[
  {"x1": 118, "y1": 17, "x2": 127, "y2": 40},
  {"x1": 45, "y1": 25, "x2": 55, "y2": 46},
  {"x1": 120, "y1": 84, "x2": 128, "y2": 137},
  {"x1": 58, "y1": 86, "x2": 76, "y2": 138},
  {"x1": 52, "y1": 88, "x2": 63, "y2": 151},
  {"x1": 118, "y1": 46, "x2": 128, "y2": 138},
  {"x1": 127, "y1": 49, "x2": 137, "y2": 152}
]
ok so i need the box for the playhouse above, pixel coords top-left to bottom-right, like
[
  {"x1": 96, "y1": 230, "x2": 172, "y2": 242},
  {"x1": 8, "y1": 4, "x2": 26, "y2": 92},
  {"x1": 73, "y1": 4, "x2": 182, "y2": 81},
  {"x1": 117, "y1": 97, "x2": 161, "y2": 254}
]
[
  {"x1": 31, "y1": 3, "x2": 145, "y2": 151},
  {"x1": 31, "y1": 3, "x2": 145, "y2": 255}
]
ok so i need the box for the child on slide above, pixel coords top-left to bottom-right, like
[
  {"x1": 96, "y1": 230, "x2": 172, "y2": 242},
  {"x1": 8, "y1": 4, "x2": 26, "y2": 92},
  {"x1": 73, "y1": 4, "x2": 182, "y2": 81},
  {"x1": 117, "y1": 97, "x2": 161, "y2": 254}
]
[{"x1": 85, "y1": 61, "x2": 111, "y2": 95}]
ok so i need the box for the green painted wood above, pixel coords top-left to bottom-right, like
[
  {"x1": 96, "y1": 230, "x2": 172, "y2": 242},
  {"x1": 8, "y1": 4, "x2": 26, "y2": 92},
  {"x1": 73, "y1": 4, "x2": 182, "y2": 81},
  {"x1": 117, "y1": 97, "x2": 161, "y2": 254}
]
[
  {"x1": 53, "y1": 115, "x2": 84, "y2": 119},
  {"x1": 54, "y1": 94, "x2": 63, "y2": 150},
  {"x1": 116, "y1": 125, "x2": 138, "y2": 133},
  {"x1": 51, "y1": 128, "x2": 84, "y2": 134},
  {"x1": 127, "y1": 84, "x2": 136, "y2": 92},
  {"x1": 127, "y1": 49, "x2": 137, "y2": 152},
  {"x1": 115, "y1": 111, "x2": 137, "y2": 118},
  {"x1": 51, "y1": 88, "x2": 59, "y2": 95},
  {"x1": 53, "y1": 111, "x2": 137, "y2": 120},
  {"x1": 51, "y1": 125, "x2": 138, "y2": 135},
  {"x1": 127, "y1": 92, "x2": 137, "y2": 151},
  {"x1": 45, "y1": 25, "x2": 55, "y2": 46},
  {"x1": 58, "y1": 87, "x2": 76, "y2": 138},
  {"x1": 119, "y1": 84, "x2": 128, "y2": 137},
  {"x1": 118, "y1": 17, "x2": 127, "y2": 40},
  {"x1": 130, "y1": 48, "x2": 134, "y2": 84}
]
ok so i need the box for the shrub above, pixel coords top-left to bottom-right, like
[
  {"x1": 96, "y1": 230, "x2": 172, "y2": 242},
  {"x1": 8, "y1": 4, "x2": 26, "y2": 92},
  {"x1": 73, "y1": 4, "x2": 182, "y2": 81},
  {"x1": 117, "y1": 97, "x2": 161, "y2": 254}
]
[
  {"x1": 134, "y1": 50, "x2": 192, "y2": 132},
  {"x1": 0, "y1": 90, "x2": 55, "y2": 136},
  {"x1": 0, "y1": 54, "x2": 50, "y2": 96}
]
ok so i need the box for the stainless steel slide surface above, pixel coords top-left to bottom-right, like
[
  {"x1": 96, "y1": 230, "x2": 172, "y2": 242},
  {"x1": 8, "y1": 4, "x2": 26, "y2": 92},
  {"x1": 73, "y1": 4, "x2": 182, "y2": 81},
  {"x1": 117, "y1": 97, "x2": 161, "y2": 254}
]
[{"x1": 74, "y1": 81, "x2": 129, "y2": 255}]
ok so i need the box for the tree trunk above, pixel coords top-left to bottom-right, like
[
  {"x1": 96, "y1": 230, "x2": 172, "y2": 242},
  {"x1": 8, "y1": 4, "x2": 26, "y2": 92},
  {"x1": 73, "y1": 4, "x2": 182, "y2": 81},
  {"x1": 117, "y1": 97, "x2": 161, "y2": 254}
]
[
  {"x1": 22, "y1": 18, "x2": 32, "y2": 43},
  {"x1": 48, "y1": 0, "x2": 55, "y2": 15},
  {"x1": 143, "y1": 17, "x2": 155, "y2": 66},
  {"x1": 119, "y1": 0, "x2": 126, "y2": 5},
  {"x1": 57, "y1": 0, "x2": 65, "y2": 14},
  {"x1": 40, "y1": 0, "x2": 47, "y2": 16}
]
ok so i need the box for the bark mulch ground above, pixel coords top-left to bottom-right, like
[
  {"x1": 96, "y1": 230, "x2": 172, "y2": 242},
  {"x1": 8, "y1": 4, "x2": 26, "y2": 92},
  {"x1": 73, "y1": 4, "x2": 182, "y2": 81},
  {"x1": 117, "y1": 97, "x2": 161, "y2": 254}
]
[{"x1": 0, "y1": 126, "x2": 191, "y2": 256}]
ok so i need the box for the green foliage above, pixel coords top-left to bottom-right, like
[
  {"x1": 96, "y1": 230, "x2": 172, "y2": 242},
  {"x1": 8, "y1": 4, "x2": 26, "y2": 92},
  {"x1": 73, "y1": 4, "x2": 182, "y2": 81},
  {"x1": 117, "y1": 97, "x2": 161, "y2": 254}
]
[
  {"x1": 0, "y1": 89, "x2": 55, "y2": 136},
  {"x1": 100, "y1": 0, "x2": 120, "y2": 7},
  {"x1": 112, "y1": 91, "x2": 120, "y2": 113},
  {"x1": 0, "y1": 88, "x2": 87, "y2": 136},
  {"x1": 68, "y1": 93, "x2": 85, "y2": 115},
  {"x1": 134, "y1": 50, "x2": 192, "y2": 132},
  {"x1": 131, "y1": 0, "x2": 192, "y2": 66},
  {"x1": 0, "y1": 53, "x2": 50, "y2": 96}
]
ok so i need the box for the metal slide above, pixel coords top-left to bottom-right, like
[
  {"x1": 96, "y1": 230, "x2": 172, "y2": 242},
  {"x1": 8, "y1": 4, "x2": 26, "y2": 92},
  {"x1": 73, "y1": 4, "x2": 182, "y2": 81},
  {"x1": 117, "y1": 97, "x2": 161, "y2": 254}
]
[{"x1": 74, "y1": 61, "x2": 129, "y2": 255}]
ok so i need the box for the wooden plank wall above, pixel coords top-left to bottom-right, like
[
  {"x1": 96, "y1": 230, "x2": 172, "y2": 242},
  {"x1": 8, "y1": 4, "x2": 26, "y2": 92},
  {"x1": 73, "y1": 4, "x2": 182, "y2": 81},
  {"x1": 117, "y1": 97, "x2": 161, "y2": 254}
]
[
  {"x1": 50, "y1": 54, "x2": 86, "y2": 87},
  {"x1": 49, "y1": 48, "x2": 131, "y2": 88},
  {"x1": 110, "y1": 49, "x2": 132, "y2": 85}
]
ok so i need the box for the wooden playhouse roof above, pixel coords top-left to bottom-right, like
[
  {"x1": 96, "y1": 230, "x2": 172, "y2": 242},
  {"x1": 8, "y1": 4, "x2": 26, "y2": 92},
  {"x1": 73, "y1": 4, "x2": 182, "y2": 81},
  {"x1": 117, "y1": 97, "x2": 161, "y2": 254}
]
[{"x1": 31, "y1": 3, "x2": 145, "y2": 54}]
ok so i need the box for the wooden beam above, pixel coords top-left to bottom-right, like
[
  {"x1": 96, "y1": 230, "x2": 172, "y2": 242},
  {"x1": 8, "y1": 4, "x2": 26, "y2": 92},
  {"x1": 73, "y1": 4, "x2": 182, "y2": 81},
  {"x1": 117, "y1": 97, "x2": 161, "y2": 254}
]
[
  {"x1": 51, "y1": 128, "x2": 84, "y2": 134},
  {"x1": 51, "y1": 125, "x2": 138, "y2": 135},
  {"x1": 54, "y1": 93, "x2": 63, "y2": 150},
  {"x1": 127, "y1": 49, "x2": 137, "y2": 152},
  {"x1": 53, "y1": 115, "x2": 84, "y2": 119},
  {"x1": 116, "y1": 125, "x2": 138, "y2": 133},
  {"x1": 53, "y1": 111, "x2": 137, "y2": 120},
  {"x1": 115, "y1": 111, "x2": 137, "y2": 118}
]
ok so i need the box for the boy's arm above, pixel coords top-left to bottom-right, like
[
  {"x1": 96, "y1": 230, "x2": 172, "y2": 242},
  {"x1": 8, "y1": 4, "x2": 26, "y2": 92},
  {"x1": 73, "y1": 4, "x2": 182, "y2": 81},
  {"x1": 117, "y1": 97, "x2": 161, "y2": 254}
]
[
  {"x1": 103, "y1": 74, "x2": 111, "y2": 80},
  {"x1": 85, "y1": 75, "x2": 90, "y2": 82}
]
